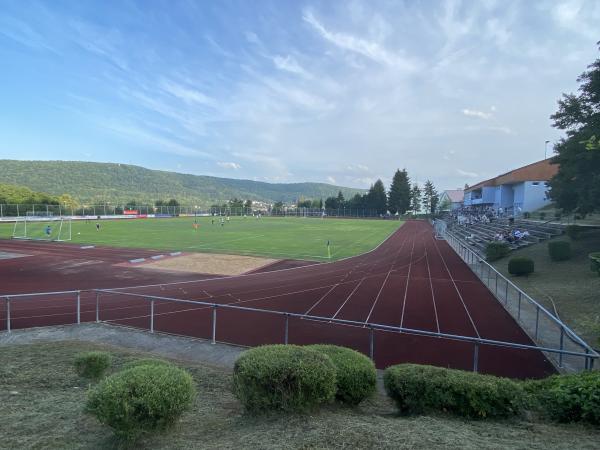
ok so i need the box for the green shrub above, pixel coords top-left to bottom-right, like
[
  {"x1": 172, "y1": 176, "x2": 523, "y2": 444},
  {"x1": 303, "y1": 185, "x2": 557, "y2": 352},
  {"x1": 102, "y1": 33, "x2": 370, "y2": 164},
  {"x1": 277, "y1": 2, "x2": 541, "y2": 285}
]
[
  {"x1": 540, "y1": 212, "x2": 546, "y2": 220},
  {"x1": 548, "y1": 241, "x2": 571, "y2": 261},
  {"x1": 565, "y1": 225, "x2": 582, "y2": 240},
  {"x1": 87, "y1": 364, "x2": 196, "y2": 441},
  {"x1": 123, "y1": 358, "x2": 173, "y2": 370},
  {"x1": 308, "y1": 344, "x2": 376, "y2": 405},
  {"x1": 485, "y1": 242, "x2": 510, "y2": 261},
  {"x1": 589, "y1": 252, "x2": 600, "y2": 273},
  {"x1": 232, "y1": 345, "x2": 336, "y2": 413},
  {"x1": 531, "y1": 371, "x2": 600, "y2": 424},
  {"x1": 74, "y1": 351, "x2": 112, "y2": 380},
  {"x1": 383, "y1": 364, "x2": 524, "y2": 419},
  {"x1": 508, "y1": 257, "x2": 535, "y2": 276}
]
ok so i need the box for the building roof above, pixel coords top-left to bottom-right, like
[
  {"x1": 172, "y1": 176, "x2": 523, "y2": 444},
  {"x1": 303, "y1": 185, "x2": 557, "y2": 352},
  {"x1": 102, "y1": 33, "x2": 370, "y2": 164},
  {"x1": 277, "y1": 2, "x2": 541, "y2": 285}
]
[
  {"x1": 442, "y1": 189, "x2": 464, "y2": 203},
  {"x1": 465, "y1": 159, "x2": 559, "y2": 193}
]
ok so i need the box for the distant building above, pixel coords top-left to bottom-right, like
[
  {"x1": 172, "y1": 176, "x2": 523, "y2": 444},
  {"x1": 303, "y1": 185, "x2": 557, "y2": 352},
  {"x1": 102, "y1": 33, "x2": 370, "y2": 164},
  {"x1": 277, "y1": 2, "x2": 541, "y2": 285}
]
[
  {"x1": 463, "y1": 159, "x2": 558, "y2": 214},
  {"x1": 439, "y1": 189, "x2": 464, "y2": 211}
]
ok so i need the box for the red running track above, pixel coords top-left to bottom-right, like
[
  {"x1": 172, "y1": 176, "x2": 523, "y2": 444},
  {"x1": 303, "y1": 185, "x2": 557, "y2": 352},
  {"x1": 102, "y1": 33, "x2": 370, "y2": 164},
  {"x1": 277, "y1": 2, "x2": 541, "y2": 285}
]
[{"x1": 0, "y1": 221, "x2": 556, "y2": 379}]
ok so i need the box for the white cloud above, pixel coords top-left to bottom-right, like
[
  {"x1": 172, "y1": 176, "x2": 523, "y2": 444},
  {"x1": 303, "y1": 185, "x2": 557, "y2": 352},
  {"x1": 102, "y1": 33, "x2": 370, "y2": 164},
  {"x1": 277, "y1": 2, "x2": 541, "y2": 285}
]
[
  {"x1": 273, "y1": 55, "x2": 311, "y2": 78},
  {"x1": 217, "y1": 161, "x2": 241, "y2": 170},
  {"x1": 302, "y1": 9, "x2": 418, "y2": 71},
  {"x1": 462, "y1": 108, "x2": 492, "y2": 119},
  {"x1": 326, "y1": 176, "x2": 336, "y2": 184},
  {"x1": 456, "y1": 168, "x2": 479, "y2": 178},
  {"x1": 160, "y1": 80, "x2": 215, "y2": 107}
]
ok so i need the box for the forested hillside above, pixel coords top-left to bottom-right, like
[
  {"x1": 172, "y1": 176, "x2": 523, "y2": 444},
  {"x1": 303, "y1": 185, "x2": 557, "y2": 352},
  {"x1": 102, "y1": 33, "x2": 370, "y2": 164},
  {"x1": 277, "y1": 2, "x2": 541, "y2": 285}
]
[{"x1": 0, "y1": 160, "x2": 362, "y2": 206}]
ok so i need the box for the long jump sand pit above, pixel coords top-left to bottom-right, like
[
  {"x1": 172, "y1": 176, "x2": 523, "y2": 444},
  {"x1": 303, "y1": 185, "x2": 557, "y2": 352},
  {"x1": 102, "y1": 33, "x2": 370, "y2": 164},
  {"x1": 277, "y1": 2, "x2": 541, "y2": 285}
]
[{"x1": 138, "y1": 252, "x2": 279, "y2": 276}]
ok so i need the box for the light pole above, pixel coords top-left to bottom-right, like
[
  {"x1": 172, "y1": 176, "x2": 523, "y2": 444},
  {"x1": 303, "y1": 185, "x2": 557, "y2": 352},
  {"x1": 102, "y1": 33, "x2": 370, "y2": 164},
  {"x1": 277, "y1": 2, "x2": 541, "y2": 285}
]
[{"x1": 545, "y1": 140, "x2": 550, "y2": 159}]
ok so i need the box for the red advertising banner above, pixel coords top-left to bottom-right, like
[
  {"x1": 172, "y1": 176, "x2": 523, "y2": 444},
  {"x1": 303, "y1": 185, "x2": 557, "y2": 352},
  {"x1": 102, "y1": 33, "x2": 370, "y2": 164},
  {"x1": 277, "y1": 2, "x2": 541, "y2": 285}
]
[{"x1": 123, "y1": 210, "x2": 139, "y2": 215}]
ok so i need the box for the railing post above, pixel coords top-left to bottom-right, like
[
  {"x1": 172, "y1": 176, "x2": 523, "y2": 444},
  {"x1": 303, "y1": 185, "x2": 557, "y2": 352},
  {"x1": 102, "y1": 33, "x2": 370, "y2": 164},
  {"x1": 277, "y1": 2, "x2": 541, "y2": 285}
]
[
  {"x1": 535, "y1": 306, "x2": 540, "y2": 339},
  {"x1": 212, "y1": 305, "x2": 217, "y2": 344},
  {"x1": 284, "y1": 314, "x2": 289, "y2": 344},
  {"x1": 559, "y1": 326, "x2": 564, "y2": 367},
  {"x1": 369, "y1": 326, "x2": 374, "y2": 360},
  {"x1": 6, "y1": 297, "x2": 10, "y2": 333},
  {"x1": 150, "y1": 299, "x2": 154, "y2": 333},
  {"x1": 76, "y1": 291, "x2": 81, "y2": 325},
  {"x1": 505, "y1": 281, "x2": 509, "y2": 305},
  {"x1": 95, "y1": 292, "x2": 100, "y2": 323},
  {"x1": 473, "y1": 343, "x2": 479, "y2": 373},
  {"x1": 517, "y1": 291, "x2": 522, "y2": 320},
  {"x1": 585, "y1": 348, "x2": 590, "y2": 370},
  {"x1": 495, "y1": 272, "x2": 498, "y2": 297}
]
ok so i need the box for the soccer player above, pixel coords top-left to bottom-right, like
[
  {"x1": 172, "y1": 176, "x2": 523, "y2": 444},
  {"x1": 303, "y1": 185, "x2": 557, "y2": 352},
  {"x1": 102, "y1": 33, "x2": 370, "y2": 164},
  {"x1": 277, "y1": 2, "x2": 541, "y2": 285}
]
[
  {"x1": 96, "y1": 222, "x2": 100, "y2": 232},
  {"x1": 45, "y1": 225, "x2": 52, "y2": 236}
]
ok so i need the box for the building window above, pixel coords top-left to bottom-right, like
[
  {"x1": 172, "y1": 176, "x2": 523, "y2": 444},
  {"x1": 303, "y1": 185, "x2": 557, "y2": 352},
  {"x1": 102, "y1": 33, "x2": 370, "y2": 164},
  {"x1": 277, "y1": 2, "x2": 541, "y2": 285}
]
[{"x1": 532, "y1": 182, "x2": 540, "y2": 186}]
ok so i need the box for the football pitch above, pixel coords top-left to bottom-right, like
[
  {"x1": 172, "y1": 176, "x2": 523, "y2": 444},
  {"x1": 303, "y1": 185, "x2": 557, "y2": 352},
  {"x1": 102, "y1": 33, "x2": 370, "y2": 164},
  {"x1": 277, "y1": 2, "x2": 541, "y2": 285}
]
[{"x1": 0, "y1": 217, "x2": 402, "y2": 261}]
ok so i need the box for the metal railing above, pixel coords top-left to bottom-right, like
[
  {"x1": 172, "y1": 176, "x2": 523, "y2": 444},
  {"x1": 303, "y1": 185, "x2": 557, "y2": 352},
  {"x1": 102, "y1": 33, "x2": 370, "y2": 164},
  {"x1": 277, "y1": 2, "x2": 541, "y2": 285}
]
[
  {"x1": 1, "y1": 287, "x2": 597, "y2": 373},
  {"x1": 0, "y1": 204, "x2": 389, "y2": 219},
  {"x1": 442, "y1": 228, "x2": 598, "y2": 372}
]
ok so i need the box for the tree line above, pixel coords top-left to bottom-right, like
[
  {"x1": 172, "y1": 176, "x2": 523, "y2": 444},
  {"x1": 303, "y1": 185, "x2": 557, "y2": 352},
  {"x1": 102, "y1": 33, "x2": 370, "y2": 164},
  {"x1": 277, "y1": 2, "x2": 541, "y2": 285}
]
[{"x1": 304, "y1": 170, "x2": 439, "y2": 216}]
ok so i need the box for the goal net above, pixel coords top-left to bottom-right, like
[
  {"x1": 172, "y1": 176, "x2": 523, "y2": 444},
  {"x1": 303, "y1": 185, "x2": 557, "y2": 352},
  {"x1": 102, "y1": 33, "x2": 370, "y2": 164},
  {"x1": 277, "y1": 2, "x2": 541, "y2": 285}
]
[{"x1": 12, "y1": 216, "x2": 72, "y2": 242}]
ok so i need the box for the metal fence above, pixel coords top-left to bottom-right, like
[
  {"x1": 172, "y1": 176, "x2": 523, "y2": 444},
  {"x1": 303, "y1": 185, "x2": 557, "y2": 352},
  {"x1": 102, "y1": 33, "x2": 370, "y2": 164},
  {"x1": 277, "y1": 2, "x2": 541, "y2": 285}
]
[
  {"x1": 0, "y1": 204, "x2": 390, "y2": 219},
  {"x1": 1, "y1": 287, "x2": 597, "y2": 373},
  {"x1": 442, "y1": 228, "x2": 598, "y2": 372}
]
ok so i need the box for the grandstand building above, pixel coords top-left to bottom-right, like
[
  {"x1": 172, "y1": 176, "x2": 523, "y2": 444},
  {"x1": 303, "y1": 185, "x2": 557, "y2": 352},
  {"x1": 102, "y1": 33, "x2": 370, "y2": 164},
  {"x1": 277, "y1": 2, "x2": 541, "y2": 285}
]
[{"x1": 463, "y1": 159, "x2": 558, "y2": 214}]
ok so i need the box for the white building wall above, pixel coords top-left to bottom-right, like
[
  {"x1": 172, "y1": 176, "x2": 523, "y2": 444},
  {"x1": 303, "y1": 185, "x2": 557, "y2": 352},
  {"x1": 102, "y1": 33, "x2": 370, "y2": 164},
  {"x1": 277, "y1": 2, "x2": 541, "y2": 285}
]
[{"x1": 522, "y1": 181, "x2": 551, "y2": 212}]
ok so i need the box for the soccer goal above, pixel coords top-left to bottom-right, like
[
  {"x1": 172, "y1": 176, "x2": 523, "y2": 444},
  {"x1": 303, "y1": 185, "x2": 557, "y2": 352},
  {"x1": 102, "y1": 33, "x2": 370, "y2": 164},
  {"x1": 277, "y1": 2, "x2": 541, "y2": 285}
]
[{"x1": 12, "y1": 215, "x2": 72, "y2": 242}]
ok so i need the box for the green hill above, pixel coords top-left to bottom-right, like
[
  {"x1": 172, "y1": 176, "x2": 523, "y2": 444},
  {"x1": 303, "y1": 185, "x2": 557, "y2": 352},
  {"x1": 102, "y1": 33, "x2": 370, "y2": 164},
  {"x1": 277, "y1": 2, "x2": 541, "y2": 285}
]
[
  {"x1": 0, "y1": 160, "x2": 363, "y2": 206},
  {"x1": 0, "y1": 182, "x2": 60, "y2": 205}
]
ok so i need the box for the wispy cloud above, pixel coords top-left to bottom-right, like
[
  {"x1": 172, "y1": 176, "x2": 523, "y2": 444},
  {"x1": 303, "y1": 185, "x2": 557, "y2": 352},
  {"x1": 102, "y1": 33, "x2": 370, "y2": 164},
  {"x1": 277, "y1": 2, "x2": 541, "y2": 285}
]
[
  {"x1": 462, "y1": 108, "x2": 492, "y2": 119},
  {"x1": 457, "y1": 168, "x2": 479, "y2": 178},
  {"x1": 217, "y1": 161, "x2": 241, "y2": 170},
  {"x1": 302, "y1": 9, "x2": 419, "y2": 71}
]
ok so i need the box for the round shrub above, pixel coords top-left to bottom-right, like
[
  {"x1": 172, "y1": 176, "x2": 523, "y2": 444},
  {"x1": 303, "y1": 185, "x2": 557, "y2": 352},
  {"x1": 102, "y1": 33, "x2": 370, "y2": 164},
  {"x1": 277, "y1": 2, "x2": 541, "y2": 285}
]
[
  {"x1": 232, "y1": 345, "x2": 337, "y2": 413},
  {"x1": 532, "y1": 371, "x2": 600, "y2": 424},
  {"x1": 589, "y1": 252, "x2": 600, "y2": 273},
  {"x1": 74, "y1": 351, "x2": 112, "y2": 380},
  {"x1": 548, "y1": 240, "x2": 571, "y2": 261},
  {"x1": 87, "y1": 364, "x2": 196, "y2": 441},
  {"x1": 123, "y1": 358, "x2": 173, "y2": 370},
  {"x1": 308, "y1": 344, "x2": 376, "y2": 405},
  {"x1": 485, "y1": 242, "x2": 510, "y2": 261},
  {"x1": 383, "y1": 363, "x2": 524, "y2": 419},
  {"x1": 508, "y1": 257, "x2": 535, "y2": 276}
]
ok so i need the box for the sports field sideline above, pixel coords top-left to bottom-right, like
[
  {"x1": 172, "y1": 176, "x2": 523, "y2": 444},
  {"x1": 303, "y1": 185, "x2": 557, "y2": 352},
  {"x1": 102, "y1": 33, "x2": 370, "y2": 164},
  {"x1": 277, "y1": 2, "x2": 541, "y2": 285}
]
[{"x1": 0, "y1": 217, "x2": 402, "y2": 261}]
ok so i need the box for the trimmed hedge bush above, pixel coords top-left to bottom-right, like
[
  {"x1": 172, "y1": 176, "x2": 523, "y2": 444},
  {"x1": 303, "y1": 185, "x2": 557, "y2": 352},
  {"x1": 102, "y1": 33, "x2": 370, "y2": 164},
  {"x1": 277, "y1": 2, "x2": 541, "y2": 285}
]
[
  {"x1": 589, "y1": 252, "x2": 600, "y2": 274},
  {"x1": 548, "y1": 241, "x2": 571, "y2": 261},
  {"x1": 565, "y1": 225, "x2": 582, "y2": 240},
  {"x1": 124, "y1": 358, "x2": 173, "y2": 370},
  {"x1": 485, "y1": 242, "x2": 510, "y2": 261},
  {"x1": 383, "y1": 364, "x2": 524, "y2": 419},
  {"x1": 308, "y1": 344, "x2": 376, "y2": 405},
  {"x1": 74, "y1": 351, "x2": 112, "y2": 380},
  {"x1": 87, "y1": 364, "x2": 196, "y2": 441},
  {"x1": 530, "y1": 371, "x2": 600, "y2": 424},
  {"x1": 508, "y1": 257, "x2": 534, "y2": 276},
  {"x1": 232, "y1": 345, "x2": 337, "y2": 413}
]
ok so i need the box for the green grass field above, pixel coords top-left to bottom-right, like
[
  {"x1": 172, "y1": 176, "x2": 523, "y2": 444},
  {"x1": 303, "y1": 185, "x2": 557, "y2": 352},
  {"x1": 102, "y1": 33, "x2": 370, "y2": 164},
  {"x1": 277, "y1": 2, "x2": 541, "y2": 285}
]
[{"x1": 0, "y1": 217, "x2": 402, "y2": 261}]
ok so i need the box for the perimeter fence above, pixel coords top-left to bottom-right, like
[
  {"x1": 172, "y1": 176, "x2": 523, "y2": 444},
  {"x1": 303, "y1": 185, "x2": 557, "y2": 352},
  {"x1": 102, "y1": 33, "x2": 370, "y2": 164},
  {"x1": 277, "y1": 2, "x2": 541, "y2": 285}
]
[
  {"x1": 0, "y1": 204, "x2": 399, "y2": 219},
  {"x1": 1, "y1": 286, "x2": 597, "y2": 374},
  {"x1": 440, "y1": 225, "x2": 598, "y2": 372}
]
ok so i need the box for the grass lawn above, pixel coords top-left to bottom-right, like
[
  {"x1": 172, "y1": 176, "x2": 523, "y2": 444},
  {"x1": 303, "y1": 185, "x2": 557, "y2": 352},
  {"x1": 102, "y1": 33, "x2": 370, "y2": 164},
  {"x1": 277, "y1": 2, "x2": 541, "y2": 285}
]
[
  {"x1": 492, "y1": 229, "x2": 600, "y2": 346},
  {"x1": 1, "y1": 341, "x2": 599, "y2": 450},
  {"x1": 0, "y1": 217, "x2": 401, "y2": 261}
]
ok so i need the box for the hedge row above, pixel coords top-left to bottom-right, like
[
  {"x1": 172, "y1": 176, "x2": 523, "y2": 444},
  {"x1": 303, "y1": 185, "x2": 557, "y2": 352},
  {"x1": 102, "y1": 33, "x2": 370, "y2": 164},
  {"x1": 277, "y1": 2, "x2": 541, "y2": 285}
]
[{"x1": 383, "y1": 364, "x2": 524, "y2": 418}]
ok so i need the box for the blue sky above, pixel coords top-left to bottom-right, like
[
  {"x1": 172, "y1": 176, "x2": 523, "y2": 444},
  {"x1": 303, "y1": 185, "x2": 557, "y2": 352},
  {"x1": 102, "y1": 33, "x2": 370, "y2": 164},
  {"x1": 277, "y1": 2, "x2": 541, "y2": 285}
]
[{"x1": 0, "y1": 0, "x2": 598, "y2": 191}]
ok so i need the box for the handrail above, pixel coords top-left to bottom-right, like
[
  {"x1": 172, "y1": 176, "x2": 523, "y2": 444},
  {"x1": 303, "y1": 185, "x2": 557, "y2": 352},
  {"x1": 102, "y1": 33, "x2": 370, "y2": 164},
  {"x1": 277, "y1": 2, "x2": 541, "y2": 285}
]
[
  {"x1": 442, "y1": 228, "x2": 597, "y2": 356},
  {"x1": 94, "y1": 288, "x2": 597, "y2": 359}
]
